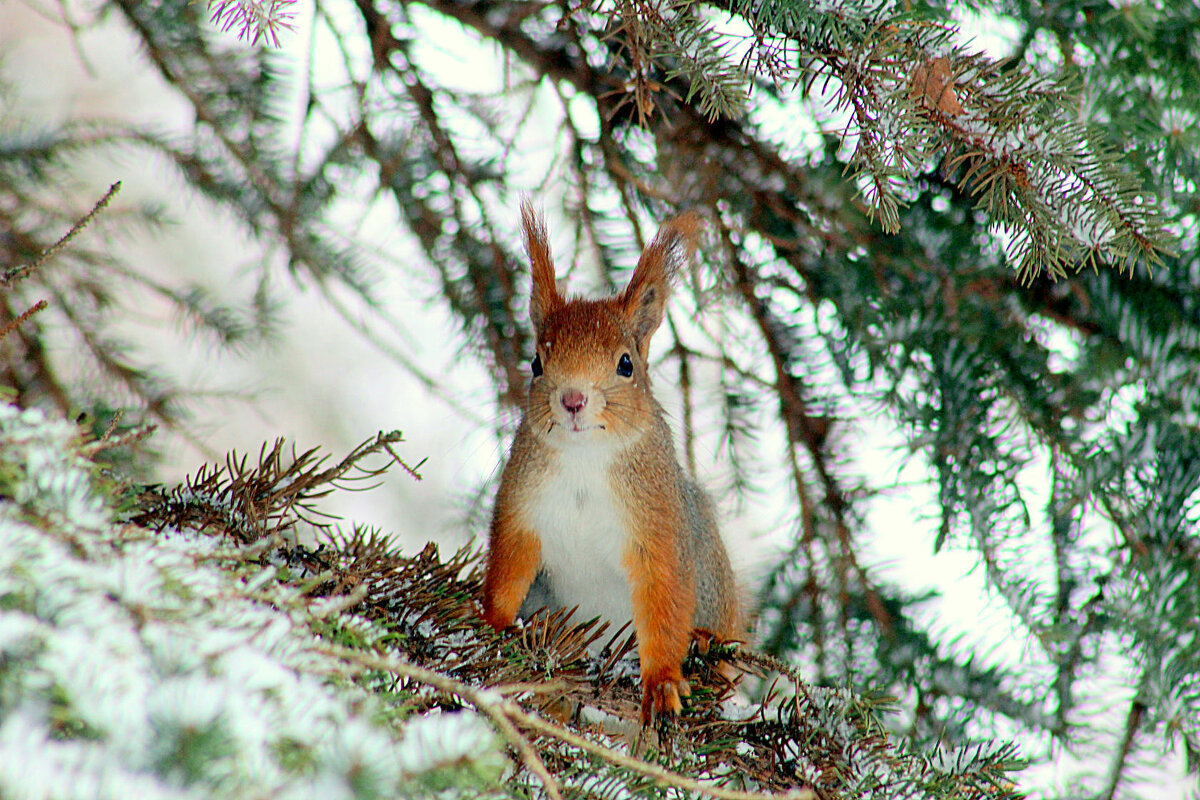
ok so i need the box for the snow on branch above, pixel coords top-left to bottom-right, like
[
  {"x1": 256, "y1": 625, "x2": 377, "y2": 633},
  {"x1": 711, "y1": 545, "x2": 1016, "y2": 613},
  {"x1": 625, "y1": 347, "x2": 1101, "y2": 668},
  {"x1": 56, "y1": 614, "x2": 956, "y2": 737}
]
[
  {"x1": 600, "y1": 0, "x2": 1174, "y2": 279},
  {"x1": 0, "y1": 406, "x2": 502, "y2": 798},
  {"x1": 0, "y1": 401, "x2": 1026, "y2": 799},
  {"x1": 741, "y1": 0, "x2": 1174, "y2": 279}
]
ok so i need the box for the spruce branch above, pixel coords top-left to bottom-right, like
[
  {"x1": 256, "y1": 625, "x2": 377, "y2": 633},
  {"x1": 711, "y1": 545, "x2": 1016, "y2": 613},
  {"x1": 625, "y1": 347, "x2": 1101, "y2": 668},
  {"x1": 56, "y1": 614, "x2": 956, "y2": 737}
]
[
  {"x1": 133, "y1": 431, "x2": 415, "y2": 541},
  {"x1": 322, "y1": 645, "x2": 814, "y2": 800},
  {"x1": 112, "y1": 3, "x2": 379, "y2": 301},
  {"x1": 19, "y1": 0, "x2": 1194, "y2": 794},
  {"x1": 600, "y1": 0, "x2": 752, "y2": 122},
  {"x1": 598, "y1": 0, "x2": 1175, "y2": 278},
  {"x1": 1, "y1": 76, "x2": 282, "y2": 432}
]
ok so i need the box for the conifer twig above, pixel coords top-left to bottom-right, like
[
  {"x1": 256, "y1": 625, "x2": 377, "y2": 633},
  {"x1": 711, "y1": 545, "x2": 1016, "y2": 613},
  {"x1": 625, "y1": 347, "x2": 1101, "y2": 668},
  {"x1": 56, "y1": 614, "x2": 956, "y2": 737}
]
[
  {"x1": 1, "y1": 182, "x2": 121, "y2": 287},
  {"x1": 99, "y1": 409, "x2": 125, "y2": 442},
  {"x1": 303, "y1": 430, "x2": 413, "y2": 488},
  {"x1": 81, "y1": 423, "x2": 158, "y2": 456},
  {"x1": 0, "y1": 300, "x2": 48, "y2": 341}
]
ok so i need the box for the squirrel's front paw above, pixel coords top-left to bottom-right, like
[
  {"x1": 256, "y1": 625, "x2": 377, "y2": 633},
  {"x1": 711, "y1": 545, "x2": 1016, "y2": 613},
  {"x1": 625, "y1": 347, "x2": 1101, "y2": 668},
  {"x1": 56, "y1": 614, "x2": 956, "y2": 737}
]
[{"x1": 641, "y1": 674, "x2": 691, "y2": 724}]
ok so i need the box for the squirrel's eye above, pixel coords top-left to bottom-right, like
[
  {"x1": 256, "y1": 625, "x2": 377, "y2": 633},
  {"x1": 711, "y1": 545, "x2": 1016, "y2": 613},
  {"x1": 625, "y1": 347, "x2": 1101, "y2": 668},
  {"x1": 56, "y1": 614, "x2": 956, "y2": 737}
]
[
  {"x1": 616, "y1": 353, "x2": 634, "y2": 378},
  {"x1": 531, "y1": 353, "x2": 543, "y2": 377}
]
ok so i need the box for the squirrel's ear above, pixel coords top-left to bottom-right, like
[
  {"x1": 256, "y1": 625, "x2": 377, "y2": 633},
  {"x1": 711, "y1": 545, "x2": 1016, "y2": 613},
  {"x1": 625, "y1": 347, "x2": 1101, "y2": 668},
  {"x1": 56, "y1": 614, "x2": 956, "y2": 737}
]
[
  {"x1": 522, "y1": 199, "x2": 563, "y2": 331},
  {"x1": 620, "y1": 212, "x2": 701, "y2": 357}
]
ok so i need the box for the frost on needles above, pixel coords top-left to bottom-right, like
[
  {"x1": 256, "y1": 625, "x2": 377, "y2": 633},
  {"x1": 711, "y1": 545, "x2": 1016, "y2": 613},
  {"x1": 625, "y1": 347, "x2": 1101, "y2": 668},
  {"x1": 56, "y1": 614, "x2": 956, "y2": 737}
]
[{"x1": 0, "y1": 405, "x2": 504, "y2": 800}]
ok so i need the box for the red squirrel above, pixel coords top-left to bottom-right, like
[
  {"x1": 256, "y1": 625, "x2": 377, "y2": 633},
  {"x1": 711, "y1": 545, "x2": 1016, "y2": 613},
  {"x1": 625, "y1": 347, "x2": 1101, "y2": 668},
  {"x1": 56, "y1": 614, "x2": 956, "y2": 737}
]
[{"x1": 481, "y1": 201, "x2": 739, "y2": 723}]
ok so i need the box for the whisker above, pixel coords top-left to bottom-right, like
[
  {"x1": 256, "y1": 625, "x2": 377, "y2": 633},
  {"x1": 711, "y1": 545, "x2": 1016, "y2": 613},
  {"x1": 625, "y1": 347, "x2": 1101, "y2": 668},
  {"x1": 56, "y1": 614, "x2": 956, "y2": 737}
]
[{"x1": 599, "y1": 400, "x2": 648, "y2": 433}]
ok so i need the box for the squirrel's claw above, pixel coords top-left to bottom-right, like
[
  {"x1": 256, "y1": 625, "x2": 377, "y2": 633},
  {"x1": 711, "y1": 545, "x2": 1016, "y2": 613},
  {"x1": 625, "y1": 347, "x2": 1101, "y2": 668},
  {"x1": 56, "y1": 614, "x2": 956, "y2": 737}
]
[{"x1": 641, "y1": 677, "x2": 691, "y2": 724}]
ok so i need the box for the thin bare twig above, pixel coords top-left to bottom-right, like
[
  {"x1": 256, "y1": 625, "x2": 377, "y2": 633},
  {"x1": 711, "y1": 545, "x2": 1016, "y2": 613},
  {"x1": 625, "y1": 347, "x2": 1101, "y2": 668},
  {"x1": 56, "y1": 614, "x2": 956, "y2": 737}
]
[
  {"x1": 324, "y1": 646, "x2": 562, "y2": 800},
  {"x1": 81, "y1": 423, "x2": 158, "y2": 457},
  {"x1": 1, "y1": 182, "x2": 121, "y2": 287},
  {"x1": 0, "y1": 300, "x2": 49, "y2": 341},
  {"x1": 323, "y1": 645, "x2": 815, "y2": 800}
]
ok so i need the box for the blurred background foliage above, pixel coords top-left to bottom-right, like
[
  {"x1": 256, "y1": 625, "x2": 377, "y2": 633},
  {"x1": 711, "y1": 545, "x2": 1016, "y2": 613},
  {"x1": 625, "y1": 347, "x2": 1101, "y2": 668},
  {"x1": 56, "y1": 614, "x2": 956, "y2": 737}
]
[{"x1": 0, "y1": 0, "x2": 1197, "y2": 796}]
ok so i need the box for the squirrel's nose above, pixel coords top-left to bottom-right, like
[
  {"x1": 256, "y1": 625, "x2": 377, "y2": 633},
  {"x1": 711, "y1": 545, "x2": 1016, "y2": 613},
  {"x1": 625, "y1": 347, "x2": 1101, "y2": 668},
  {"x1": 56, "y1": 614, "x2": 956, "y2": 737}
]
[{"x1": 560, "y1": 389, "x2": 587, "y2": 414}]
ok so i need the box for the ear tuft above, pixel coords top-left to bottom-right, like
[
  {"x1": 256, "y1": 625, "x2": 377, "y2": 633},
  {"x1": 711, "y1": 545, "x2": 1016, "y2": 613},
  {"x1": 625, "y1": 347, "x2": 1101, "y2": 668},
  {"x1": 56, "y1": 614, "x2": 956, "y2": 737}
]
[
  {"x1": 522, "y1": 198, "x2": 563, "y2": 330},
  {"x1": 620, "y1": 212, "x2": 702, "y2": 353}
]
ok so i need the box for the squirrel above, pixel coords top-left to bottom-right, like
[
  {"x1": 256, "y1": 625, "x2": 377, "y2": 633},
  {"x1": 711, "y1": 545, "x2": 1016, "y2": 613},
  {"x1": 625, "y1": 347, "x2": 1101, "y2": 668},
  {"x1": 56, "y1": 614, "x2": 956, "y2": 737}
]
[{"x1": 481, "y1": 200, "x2": 739, "y2": 723}]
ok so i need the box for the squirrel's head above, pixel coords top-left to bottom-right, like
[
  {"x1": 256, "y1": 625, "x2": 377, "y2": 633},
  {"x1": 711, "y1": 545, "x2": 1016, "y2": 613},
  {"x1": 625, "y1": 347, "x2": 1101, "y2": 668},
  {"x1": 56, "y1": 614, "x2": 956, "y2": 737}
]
[{"x1": 519, "y1": 200, "x2": 699, "y2": 447}]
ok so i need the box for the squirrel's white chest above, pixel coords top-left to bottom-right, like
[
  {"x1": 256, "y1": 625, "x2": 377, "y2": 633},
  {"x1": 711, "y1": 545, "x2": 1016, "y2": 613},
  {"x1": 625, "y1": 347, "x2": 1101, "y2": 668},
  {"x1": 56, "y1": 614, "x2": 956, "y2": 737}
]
[{"x1": 527, "y1": 444, "x2": 634, "y2": 628}]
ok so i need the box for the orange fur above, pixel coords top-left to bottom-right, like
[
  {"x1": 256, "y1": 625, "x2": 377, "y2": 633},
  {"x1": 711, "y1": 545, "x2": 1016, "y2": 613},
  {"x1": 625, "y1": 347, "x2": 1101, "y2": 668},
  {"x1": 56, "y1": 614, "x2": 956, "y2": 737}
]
[
  {"x1": 481, "y1": 504, "x2": 541, "y2": 629},
  {"x1": 522, "y1": 198, "x2": 563, "y2": 329},
  {"x1": 623, "y1": 484, "x2": 697, "y2": 720}
]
